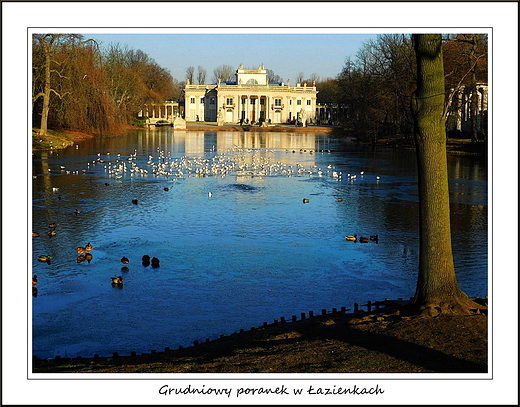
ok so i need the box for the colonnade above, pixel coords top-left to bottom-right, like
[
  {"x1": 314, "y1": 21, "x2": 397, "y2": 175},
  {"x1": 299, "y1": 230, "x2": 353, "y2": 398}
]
[
  {"x1": 447, "y1": 85, "x2": 488, "y2": 133},
  {"x1": 214, "y1": 94, "x2": 314, "y2": 124},
  {"x1": 315, "y1": 104, "x2": 349, "y2": 125},
  {"x1": 138, "y1": 102, "x2": 180, "y2": 121}
]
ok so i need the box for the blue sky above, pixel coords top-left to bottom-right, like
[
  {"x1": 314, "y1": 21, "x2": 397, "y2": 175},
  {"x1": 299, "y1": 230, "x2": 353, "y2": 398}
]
[{"x1": 87, "y1": 33, "x2": 379, "y2": 83}]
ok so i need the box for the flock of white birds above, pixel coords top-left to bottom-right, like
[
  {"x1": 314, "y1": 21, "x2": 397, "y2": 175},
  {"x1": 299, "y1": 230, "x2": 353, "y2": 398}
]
[{"x1": 62, "y1": 146, "x2": 381, "y2": 185}]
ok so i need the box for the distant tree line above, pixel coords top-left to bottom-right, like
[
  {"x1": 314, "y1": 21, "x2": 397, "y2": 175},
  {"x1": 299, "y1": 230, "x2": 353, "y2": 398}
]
[
  {"x1": 313, "y1": 34, "x2": 488, "y2": 142},
  {"x1": 32, "y1": 34, "x2": 182, "y2": 136},
  {"x1": 33, "y1": 33, "x2": 487, "y2": 140}
]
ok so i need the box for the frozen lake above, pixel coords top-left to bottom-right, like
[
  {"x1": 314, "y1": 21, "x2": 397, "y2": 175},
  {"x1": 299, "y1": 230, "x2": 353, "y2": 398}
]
[{"x1": 31, "y1": 128, "x2": 488, "y2": 359}]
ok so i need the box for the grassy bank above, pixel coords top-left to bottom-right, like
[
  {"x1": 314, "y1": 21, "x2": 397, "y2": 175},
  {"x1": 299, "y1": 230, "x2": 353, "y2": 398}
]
[{"x1": 32, "y1": 128, "x2": 95, "y2": 150}]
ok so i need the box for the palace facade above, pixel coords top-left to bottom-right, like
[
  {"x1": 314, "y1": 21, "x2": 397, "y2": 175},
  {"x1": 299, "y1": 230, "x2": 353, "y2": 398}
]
[{"x1": 183, "y1": 64, "x2": 318, "y2": 124}]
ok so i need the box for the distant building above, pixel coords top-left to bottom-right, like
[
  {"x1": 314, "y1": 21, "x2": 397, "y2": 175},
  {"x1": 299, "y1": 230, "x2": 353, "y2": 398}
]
[
  {"x1": 137, "y1": 101, "x2": 180, "y2": 124},
  {"x1": 446, "y1": 84, "x2": 488, "y2": 136},
  {"x1": 183, "y1": 64, "x2": 318, "y2": 124}
]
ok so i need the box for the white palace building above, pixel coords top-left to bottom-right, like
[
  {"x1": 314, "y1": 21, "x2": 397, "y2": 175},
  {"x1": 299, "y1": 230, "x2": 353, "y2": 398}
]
[{"x1": 183, "y1": 64, "x2": 318, "y2": 124}]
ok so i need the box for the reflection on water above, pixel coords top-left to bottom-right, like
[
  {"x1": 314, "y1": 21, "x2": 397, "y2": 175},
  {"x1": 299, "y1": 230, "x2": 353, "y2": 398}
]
[{"x1": 31, "y1": 129, "x2": 488, "y2": 359}]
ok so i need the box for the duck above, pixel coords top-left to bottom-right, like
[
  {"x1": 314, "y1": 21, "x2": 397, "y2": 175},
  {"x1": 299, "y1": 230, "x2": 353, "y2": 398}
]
[
  {"x1": 302, "y1": 198, "x2": 310, "y2": 204},
  {"x1": 151, "y1": 257, "x2": 160, "y2": 268},
  {"x1": 32, "y1": 232, "x2": 40, "y2": 238},
  {"x1": 142, "y1": 255, "x2": 151, "y2": 267},
  {"x1": 74, "y1": 209, "x2": 81, "y2": 216},
  {"x1": 47, "y1": 230, "x2": 57, "y2": 237},
  {"x1": 370, "y1": 235, "x2": 379, "y2": 241},
  {"x1": 85, "y1": 242, "x2": 93, "y2": 251},
  {"x1": 37, "y1": 255, "x2": 52, "y2": 263},
  {"x1": 132, "y1": 199, "x2": 138, "y2": 205},
  {"x1": 77, "y1": 247, "x2": 86, "y2": 254},
  {"x1": 345, "y1": 235, "x2": 357, "y2": 242},
  {"x1": 48, "y1": 223, "x2": 57, "y2": 229},
  {"x1": 164, "y1": 187, "x2": 169, "y2": 191},
  {"x1": 121, "y1": 256, "x2": 129, "y2": 265},
  {"x1": 337, "y1": 198, "x2": 343, "y2": 202},
  {"x1": 359, "y1": 236, "x2": 369, "y2": 243},
  {"x1": 111, "y1": 276, "x2": 123, "y2": 285},
  {"x1": 32, "y1": 275, "x2": 38, "y2": 286}
]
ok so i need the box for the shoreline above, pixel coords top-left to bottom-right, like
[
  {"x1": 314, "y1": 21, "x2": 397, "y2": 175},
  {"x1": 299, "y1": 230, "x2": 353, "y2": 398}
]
[
  {"x1": 33, "y1": 300, "x2": 488, "y2": 373},
  {"x1": 183, "y1": 122, "x2": 341, "y2": 134},
  {"x1": 32, "y1": 124, "x2": 487, "y2": 156}
]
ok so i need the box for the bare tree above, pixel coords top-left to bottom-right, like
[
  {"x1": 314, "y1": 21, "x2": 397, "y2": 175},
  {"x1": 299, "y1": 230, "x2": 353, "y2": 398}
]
[
  {"x1": 185, "y1": 66, "x2": 195, "y2": 84},
  {"x1": 308, "y1": 73, "x2": 320, "y2": 84},
  {"x1": 197, "y1": 66, "x2": 207, "y2": 84},
  {"x1": 266, "y1": 69, "x2": 282, "y2": 83},
  {"x1": 296, "y1": 72, "x2": 305, "y2": 84},
  {"x1": 443, "y1": 34, "x2": 488, "y2": 141},
  {"x1": 212, "y1": 64, "x2": 234, "y2": 83},
  {"x1": 32, "y1": 34, "x2": 101, "y2": 135}
]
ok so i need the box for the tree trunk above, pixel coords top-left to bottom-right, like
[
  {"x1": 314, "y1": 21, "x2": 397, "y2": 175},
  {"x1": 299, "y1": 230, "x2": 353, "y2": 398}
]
[
  {"x1": 37, "y1": 37, "x2": 51, "y2": 136},
  {"x1": 470, "y1": 72, "x2": 479, "y2": 142},
  {"x1": 410, "y1": 34, "x2": 481, "y2": 316}
]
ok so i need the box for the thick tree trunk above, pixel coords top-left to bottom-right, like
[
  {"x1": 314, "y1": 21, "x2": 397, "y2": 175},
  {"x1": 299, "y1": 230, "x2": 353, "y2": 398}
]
[{"x1": 410, "y1": 34, "x2": 481, "y2": 316}]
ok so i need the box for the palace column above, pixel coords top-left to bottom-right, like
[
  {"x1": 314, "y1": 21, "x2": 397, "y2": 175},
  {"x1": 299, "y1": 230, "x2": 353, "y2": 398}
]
[{"x1": 265, "y1": 95, "x2": 270, "y2": 123}]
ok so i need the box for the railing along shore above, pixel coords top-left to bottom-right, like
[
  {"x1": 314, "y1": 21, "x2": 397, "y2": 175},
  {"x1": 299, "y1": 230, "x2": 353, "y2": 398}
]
[{"x1": 33, "y1": 296, "x2": 487, "y2": 364}]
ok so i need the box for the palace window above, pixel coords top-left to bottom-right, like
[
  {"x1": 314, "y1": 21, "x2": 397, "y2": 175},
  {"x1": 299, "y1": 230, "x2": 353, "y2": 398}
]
[
  {"x1": 250, "y1": 99, "x2": 256, "y2": 105},
  {"x1": 242, "y1": 98, "x2": 247, "y2": 104},
  {"x1": 260, "y1": 99, "x2": 265, "y2": 105},
  {"x1": 307, "y1": 100, "x2": 312, "y2": 105},
  {"x1": 297, "y1": 100, "x2": 302, "y2": 105},
  {"x1": 274, "y1": 99, "x2": 282, "y2": 106},
  {"x1": 226, "y1": 98, "x2": 233, "y2": 105},
  {"x1": 190, "y1": 98, "x2": 195, "y2": 104},
  {"x1": 201, "y1": 98, "x2": 205, "y2": 104}
]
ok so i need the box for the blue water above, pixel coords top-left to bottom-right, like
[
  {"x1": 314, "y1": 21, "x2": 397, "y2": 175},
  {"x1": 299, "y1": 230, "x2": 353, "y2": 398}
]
[{"x1": 31, "y1": 129, "x2": 488, "y2": 359}]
